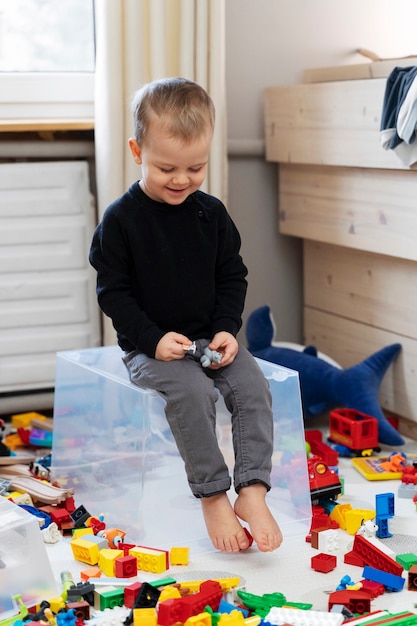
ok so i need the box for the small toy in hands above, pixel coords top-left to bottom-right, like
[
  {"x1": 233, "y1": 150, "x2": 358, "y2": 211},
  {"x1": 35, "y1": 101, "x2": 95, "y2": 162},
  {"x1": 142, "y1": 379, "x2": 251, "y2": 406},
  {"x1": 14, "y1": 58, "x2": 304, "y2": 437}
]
[
  {"x1": 184, "y1": 341, "x2": 222, "y2": 367},
  {"x1": 184, "y1": 341, "x2": 197, "y2": 354},
  {"x1": 200, "y1": 347, "x2": 222, "y2": 368}
]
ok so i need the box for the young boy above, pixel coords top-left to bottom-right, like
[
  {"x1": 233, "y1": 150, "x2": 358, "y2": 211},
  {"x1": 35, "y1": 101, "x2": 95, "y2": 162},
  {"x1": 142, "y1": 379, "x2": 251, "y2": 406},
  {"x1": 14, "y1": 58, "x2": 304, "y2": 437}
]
[{"x1": 89, "y1": 77, "x2": 282, "y2": 553}]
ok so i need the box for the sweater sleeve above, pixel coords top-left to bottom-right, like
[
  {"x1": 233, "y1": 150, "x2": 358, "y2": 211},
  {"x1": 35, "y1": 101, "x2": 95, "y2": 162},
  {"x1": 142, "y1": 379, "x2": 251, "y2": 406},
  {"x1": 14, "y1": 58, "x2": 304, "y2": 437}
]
[
  {"x1": 210, "y1": 203, "x2": 248, "y2": 338},
  {"x1": 89, "y1": 206, "x2": 165, "y2": 356}
]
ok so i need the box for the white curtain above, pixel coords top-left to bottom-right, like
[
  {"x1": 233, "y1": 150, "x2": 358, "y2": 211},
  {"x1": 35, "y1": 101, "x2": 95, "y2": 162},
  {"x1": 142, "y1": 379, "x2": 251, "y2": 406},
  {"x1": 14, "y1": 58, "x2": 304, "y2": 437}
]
[
  {"x1": 95, "y1": 0, "x2": 227, "y2": 216},
  {"x1": 94, "y1": 0, "x2": 227, "y2": 344}
]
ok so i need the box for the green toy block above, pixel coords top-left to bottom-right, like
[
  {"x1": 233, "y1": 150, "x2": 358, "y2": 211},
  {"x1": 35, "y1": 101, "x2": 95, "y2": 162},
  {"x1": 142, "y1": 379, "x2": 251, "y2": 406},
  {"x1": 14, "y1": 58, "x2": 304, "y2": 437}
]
[{"x1": 396, "y1": 553, "x2": 417, "y2": 571}]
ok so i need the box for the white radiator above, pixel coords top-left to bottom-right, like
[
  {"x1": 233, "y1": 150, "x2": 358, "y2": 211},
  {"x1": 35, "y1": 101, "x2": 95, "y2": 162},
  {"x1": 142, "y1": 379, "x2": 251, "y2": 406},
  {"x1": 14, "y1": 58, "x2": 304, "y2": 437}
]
[{"x1": 0, "y1": 160, "x2": 101, "y2": 409}]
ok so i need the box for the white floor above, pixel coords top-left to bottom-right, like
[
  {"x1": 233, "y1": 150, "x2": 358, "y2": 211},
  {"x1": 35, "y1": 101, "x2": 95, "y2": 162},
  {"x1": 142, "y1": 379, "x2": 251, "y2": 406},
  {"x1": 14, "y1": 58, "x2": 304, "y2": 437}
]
[{"x1": 44, "y1": 432, "x2": 417, "y2": 620}]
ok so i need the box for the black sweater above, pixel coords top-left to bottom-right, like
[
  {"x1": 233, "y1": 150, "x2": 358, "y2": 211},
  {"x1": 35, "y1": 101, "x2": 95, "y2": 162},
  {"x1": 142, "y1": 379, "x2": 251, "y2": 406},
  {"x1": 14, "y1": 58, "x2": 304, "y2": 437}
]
[{"x1": 89, "y1": 182, "x2": 248, "y2": 357}]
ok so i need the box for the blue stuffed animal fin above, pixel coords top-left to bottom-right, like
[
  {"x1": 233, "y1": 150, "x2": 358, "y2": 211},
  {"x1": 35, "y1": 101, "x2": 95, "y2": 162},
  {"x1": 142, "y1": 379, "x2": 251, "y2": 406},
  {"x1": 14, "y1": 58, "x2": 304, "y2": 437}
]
[
  {"x1": 308, "y1": 402, "x2": 327, "y2": 415},
  {"x1": 331, "y1": 343, "x2": 403, "y2": 446},
  {"x1": 245, "y1": 304, "x2": 275, "y2": 351},
  {"x1": 303, "y1": 345, "x2": 318, "y2": 357}
]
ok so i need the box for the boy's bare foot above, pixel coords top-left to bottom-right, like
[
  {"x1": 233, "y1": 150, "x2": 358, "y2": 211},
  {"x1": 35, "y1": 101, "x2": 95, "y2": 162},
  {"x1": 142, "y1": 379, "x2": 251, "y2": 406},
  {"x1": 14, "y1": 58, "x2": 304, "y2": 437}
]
[
  {"x1": 201, "y1": 492, "x2": 251, "y2": 552},
  {"x1": 234, "y1": 483, "x2": 283, "y2": 552}
]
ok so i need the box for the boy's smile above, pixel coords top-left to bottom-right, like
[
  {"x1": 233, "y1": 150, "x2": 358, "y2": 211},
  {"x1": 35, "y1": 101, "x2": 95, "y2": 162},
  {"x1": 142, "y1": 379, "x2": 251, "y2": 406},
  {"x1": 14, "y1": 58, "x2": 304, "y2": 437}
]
[{"x1": 129, "y1": 120, "x2": 212, "y2": 205}]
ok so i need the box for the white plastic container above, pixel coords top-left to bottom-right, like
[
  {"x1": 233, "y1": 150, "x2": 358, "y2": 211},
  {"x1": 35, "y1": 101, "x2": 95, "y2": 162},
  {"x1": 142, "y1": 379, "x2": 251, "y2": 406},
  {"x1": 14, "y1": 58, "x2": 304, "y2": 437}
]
[{"x1": 0, "y1": 498, "x2": 59, "y2": 616}]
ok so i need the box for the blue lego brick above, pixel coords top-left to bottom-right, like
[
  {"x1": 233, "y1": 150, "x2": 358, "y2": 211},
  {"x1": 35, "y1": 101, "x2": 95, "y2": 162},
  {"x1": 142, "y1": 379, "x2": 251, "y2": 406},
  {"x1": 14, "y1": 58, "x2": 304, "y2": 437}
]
[
  {"x1": 375, "y1": 492, "x2": 394, "y2": 518},
  {"x1": 375, "y1": 516, "x2": 392, "y2": 539},
  {"x1": 362, "y1": 565, "x2": 405, "y2": 592}
]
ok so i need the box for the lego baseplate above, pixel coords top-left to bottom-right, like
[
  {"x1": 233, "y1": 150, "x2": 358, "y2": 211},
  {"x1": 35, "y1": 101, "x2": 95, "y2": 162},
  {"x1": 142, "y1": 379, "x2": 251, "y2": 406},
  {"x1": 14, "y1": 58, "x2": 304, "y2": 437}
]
[{"x1": 351, "y1": 455, "x2": 417, "y2": 480}]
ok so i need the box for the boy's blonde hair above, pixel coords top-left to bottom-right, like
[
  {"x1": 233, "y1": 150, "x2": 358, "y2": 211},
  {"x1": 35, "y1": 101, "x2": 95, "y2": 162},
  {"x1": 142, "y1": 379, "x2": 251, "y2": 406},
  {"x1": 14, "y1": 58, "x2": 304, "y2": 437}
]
[{"x1": 131, "y1": 77, "x2": 215, "y2": 145}]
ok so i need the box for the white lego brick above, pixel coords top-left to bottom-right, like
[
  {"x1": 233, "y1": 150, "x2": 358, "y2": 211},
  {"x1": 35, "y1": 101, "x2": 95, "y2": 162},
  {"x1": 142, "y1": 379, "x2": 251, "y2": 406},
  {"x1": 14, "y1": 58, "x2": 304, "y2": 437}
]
[{"x1": 265, "y1": 606, "x2": 344, "y2": 626}]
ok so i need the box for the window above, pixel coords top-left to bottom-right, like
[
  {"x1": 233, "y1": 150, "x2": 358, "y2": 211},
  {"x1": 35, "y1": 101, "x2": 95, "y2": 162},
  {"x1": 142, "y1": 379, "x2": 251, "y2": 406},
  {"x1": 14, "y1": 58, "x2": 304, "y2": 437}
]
[{"x1": 0, "y1": 0, "x2": 95, "y2": 119}]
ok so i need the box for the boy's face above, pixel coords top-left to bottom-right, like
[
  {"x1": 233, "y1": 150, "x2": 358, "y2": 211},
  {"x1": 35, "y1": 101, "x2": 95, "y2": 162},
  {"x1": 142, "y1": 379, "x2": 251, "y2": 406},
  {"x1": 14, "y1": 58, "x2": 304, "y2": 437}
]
[{"x1": 129, "y1": 119, "x2": 212, "y2": 205}]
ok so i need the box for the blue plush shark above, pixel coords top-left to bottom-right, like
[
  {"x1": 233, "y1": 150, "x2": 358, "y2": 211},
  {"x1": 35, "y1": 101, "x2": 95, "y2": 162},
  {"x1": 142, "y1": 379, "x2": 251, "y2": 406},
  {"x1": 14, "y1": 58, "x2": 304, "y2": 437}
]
[{"x1": 246, "y1": 305, "x2": 404, "y2": 446}]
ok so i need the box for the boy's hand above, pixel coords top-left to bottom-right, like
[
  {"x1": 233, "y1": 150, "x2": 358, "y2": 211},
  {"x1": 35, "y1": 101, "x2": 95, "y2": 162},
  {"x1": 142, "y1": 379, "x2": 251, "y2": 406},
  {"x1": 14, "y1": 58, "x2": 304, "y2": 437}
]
[
  {"x1": 208, "y1": 332, "x2": 238, "y2": 368},
  {"x1": 155, "y1": 332, "x2": 193, "y2": 361}
]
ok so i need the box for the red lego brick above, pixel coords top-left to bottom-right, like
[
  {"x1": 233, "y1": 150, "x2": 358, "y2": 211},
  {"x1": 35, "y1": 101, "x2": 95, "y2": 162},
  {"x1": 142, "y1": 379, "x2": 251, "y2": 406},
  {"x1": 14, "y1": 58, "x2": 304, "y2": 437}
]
[
  {"x1": 311, "y1": 552, "x2": 337, "y2": 573},
  {"x1": 328, "y1": 590, "x2": 371, "y2": 615},
  {"x1": 64, "y1": 495, "x2": 76, "y2": 512},
  {"x1": 351, "y1": 535, "x2": 403, "y2": 576},
  {"x1": 344, "y1": 550, "x2": 365, "y2": 567},
  {"x1": 38, "y1": 504, "x2": 71, "y2": 526},
  {"x1": 305, "y1": 430, "x2": 339, "y2": 466},
  {"x1": 115, "y1": 555, "x2": 137, "y2": 578},
  {"x1": 360, "y1": 579, "x2": 385, "y2": 598},
  {"x1": 118, "y1": 542, "x2": 137, "y2": 556},
  {"x1": 124, "y1": 581, "x2": 143, "y2": 609},
  {"x1": 157, "y1": 580, "x2": 222, "y2": 626}
]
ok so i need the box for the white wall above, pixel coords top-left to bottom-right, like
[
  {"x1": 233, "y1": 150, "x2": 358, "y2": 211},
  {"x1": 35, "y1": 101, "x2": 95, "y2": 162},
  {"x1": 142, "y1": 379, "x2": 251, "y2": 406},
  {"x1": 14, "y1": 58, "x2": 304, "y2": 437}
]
[{"x1": 226, "y1": 0, "x2": 417, "y2": 344}]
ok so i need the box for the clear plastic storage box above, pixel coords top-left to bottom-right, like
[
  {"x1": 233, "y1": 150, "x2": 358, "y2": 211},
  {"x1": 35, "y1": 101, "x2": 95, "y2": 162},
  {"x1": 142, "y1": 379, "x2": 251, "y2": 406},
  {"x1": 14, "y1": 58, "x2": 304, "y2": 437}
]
[
  {"x1": 51, "y1": 346, "x2": 311, "y2": 553},
  {"x1": 0, "y1": 497, "x2": 59, "y2": 617}
]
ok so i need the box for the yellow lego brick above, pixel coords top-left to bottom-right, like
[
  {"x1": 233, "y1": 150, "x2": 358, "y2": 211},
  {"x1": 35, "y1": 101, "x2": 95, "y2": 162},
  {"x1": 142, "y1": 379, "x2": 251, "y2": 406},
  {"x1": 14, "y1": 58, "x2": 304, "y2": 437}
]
[
  {"x1": 11, "y1": 411, "x2": 47, "y2": 428},
  {"x1": 5, "y1": 491, "x2": 33, "y2": 506},
  {"x1": 98, "y1": 548, "x2": 124, "y2": 577},
  {"x1": 129, "y1": 546, "x2": 168, "y2": 574},
  {"x1": 133, "y1": 607, "x2": 158, "y2": 626},
  {"x1": 47, "y1": 596, "x2": 66, "y2": 614},
  {"x1": 158, "y1": 586, "x2": 182, "y2": 602},
  {"x1": 72, "y1": 527, "x2": 94, "y2": 538},
  {"x1": 217, "y1": 611, "x2": 246, "y2": 626},
  {"x1": 3, "y1": 432, "x2": 25, "y2": 450},
  {"x1": 345, "y1": 508, "x2": 376, "y2": 535},
  {"x1": 329, "y1": 502, "x2": 352, "y2": 530},
  {"x1": 70, "y1": 537, "x2": 100, "y2": 565},
  {"x1": 169, "y1": 546, "x2": 189, "y2": 566},
  {"x1": 184, "y1": 612, "x2": 212, "y2": 626},
  {"x1": 177, "y1": 577, "x2": 241, "y2": 593}
]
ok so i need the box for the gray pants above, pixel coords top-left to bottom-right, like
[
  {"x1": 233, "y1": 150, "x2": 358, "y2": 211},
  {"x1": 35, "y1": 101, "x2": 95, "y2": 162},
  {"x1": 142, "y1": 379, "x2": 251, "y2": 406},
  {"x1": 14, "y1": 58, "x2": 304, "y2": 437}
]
[{"x1": 123, "y1": 341, "x2": 273, "y2": 498}]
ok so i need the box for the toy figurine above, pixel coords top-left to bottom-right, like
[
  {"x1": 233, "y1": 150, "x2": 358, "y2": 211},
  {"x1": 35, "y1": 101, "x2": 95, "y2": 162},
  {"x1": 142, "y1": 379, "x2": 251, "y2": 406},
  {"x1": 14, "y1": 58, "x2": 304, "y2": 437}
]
[{"x1": 200, "y1": 347, "x2": 223, "y2": 368}]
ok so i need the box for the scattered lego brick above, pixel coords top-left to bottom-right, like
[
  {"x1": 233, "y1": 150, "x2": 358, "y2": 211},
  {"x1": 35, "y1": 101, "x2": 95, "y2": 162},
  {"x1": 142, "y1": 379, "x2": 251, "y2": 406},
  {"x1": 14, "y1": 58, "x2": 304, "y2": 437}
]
[
  {"x1": 130, "y1": 545, "x2": 169, "y2": 574},
  {"x1": 408, "y1": 564, "x2": 417, "y2": 591},
  {"x1": 328, "y1": 589, "x2": 371, "y2": 615},
  {"x1": 115, "y1": 554, "x2": 138, "y2": 578},
  {"x1": 344, "y1": 508, "x2": 375, "y2": 535},
  {"x1": 265, "y1": 605, "x2": 344, "y2": 625},
  {"x1": 396, "y1": 552, "x2": 417, "y2": 571},
  {"x1": 362, "y1": 564, "x2": 405, "y2": 592},
  {"x1": 311, "y1": 552, "x2": 337, "y2": 573},
  {"x1": 170, "y1": 546, "x2": 190, "y2": 566}
]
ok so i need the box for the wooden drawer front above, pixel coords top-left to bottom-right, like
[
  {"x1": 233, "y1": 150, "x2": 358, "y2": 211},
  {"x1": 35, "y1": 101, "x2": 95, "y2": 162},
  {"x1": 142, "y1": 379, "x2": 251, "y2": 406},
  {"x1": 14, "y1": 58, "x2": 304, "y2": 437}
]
[
  {"x1": 279, "y1": 164, "x2": 417, "y2": 262},
  {"x1": 303, "y1": 307, "x2": 417, "y2": 423},
  {"x1": 304, "y1": 241, "x2": 417, "y2": 339},
  {"x1": 264, "y1": 80, "x2": 403, "y2": 169}
]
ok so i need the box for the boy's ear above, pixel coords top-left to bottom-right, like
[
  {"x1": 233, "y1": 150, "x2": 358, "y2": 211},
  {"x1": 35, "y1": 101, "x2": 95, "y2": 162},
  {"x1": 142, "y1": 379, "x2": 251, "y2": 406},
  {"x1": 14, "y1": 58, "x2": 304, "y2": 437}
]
[{"x1": 128, "y1": 138, "x2": 142, "y2": 164}]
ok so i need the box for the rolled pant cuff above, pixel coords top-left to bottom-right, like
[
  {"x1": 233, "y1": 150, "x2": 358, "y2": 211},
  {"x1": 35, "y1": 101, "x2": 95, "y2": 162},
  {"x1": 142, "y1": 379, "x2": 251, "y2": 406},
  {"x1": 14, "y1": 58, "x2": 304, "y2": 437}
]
[
  {"x1": 235, "y1": 471, "x2": 271, "y2": 493},
  {"x1": 190, "y1": 476, "x2": 232, "y2": 499}
]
